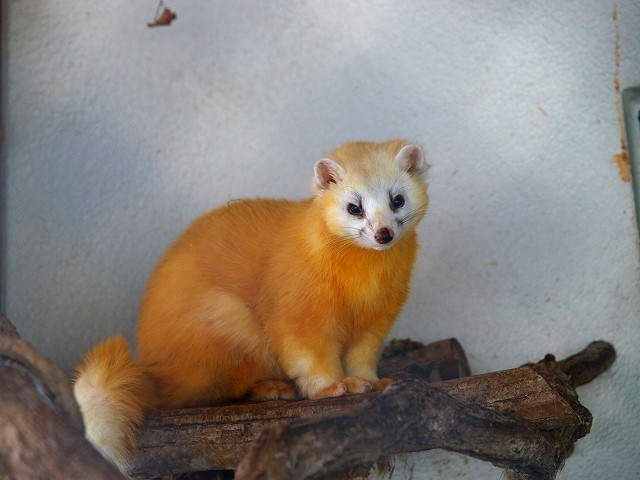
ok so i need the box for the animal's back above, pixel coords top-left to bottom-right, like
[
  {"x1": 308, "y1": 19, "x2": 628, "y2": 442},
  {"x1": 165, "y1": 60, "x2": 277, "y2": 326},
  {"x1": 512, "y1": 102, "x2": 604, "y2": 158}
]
[
  {"x1": 137, "y1": 198, "x2": 305, "y2": 407},
  {"x1": 144, "y1": 198, "x2": 301, "y2": 302}
]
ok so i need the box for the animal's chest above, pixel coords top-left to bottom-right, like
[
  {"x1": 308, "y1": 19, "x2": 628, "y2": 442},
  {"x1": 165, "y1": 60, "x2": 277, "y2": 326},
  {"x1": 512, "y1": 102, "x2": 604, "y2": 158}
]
[{"x1": 330, "y1": 258, "x2": 401, "y2": 313}]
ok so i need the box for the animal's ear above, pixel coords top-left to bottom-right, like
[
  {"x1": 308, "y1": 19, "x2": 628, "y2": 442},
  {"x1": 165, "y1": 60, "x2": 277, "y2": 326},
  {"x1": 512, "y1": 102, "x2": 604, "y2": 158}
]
[
  {"x1": 395, "y1": 144, "x2": 429, "y2": 177},
  {"x1": 313, "y1": 158, "x2": 346, "y2": 193}
]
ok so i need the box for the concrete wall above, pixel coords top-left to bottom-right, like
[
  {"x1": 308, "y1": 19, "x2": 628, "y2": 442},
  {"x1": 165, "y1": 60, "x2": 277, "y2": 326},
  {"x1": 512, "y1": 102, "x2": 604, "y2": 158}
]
[{"x1": 4, "y1": 1, "x2": 639, "y2": 478}]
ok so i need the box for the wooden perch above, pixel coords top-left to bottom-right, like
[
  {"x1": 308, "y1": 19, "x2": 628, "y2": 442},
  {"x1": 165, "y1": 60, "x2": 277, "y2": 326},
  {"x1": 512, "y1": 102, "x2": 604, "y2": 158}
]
[
  {"x1": 0, "y1": 314, "x2": 122, "y2": 479},
  {"x1": 235, "y1": 341, "x2": 614, "y2": 480},
  {"x1": 130, "y1": 338, "x2": 469, "y2": 477},
  {"x1": 0, "y1": 312, "x2": 616, "y2": 480},
  {"x1": 132, "y1": 340, "x2": 614, "y2": 480}
]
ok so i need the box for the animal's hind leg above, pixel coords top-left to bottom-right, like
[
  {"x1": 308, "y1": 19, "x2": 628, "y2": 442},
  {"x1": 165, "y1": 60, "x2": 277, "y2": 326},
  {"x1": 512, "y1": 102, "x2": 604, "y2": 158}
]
[
  {"x1": 248, "y1": 379, "x2": 297, "y2": 401},
  {"x1": 139, "y1": 288, "x2": 272, "y2": 407}
]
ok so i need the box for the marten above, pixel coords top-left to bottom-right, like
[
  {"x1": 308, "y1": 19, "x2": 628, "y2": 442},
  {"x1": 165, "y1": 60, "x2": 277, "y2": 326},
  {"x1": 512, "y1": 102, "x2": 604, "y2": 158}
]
[{"x1": 73, "y1": 139, "x2": 430, "y2": 474}]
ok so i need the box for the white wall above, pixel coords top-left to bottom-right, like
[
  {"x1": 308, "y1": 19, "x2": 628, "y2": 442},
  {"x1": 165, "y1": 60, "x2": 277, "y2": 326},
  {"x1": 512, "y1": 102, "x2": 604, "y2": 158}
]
[{"x1": 4, "y1": 1, "x2": 639, "y2": 478}]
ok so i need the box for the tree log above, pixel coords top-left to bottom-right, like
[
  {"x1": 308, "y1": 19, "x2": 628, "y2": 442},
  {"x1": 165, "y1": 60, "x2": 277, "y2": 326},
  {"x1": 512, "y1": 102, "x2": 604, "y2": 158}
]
[
  {"x1": 0, "y1": 314, "x2": 123, "y2": 479},
  {"x1": 130, "y1": 338, "x2": 469, "y2": 478},
  {"x1": 0, "y1": 311, "x2": 615, "y2": 480},
  {"x1": 130, "y1": 340, "x2": 613, "y2": 479},
  {"x1": 234, "y1": 341, "x2": 614, "y2": 480}
]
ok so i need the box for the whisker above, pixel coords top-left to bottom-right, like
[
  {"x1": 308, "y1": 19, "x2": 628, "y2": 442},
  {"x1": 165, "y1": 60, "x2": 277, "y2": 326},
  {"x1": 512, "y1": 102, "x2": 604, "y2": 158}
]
[
  {"x1": 317, "y1": 233, "x2": 361, "y2": 255},
  {"x1": 390, "y1": 172, "x2": 402, "y2": 190},
  {"x1": 399, "y1": 202, "x2": 429, "y2": 225}
]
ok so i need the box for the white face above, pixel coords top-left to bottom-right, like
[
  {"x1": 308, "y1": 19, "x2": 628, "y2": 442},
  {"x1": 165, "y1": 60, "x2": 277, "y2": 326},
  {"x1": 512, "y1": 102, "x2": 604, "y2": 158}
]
[
  {"x1": 333, "y1": 172, "x2": 424, "y2": 251},
  {"x1": 313, "y1": 143, "x2": 429, "y2": 251}
]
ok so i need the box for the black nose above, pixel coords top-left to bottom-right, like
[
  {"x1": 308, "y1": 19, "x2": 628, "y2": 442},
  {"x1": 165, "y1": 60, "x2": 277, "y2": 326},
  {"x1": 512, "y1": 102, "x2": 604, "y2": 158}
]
[{"x1": 374, "y1": 228, "x2": 394, "y2": 244}]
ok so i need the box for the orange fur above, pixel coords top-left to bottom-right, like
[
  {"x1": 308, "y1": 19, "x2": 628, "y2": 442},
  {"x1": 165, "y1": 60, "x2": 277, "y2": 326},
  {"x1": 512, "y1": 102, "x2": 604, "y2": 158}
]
[
  {"x1": 73, "y1": 335, "x2": 155, "y2": 474},
  {"x1": 73, "y1": 140, "x2": 429, "y2": 472}
]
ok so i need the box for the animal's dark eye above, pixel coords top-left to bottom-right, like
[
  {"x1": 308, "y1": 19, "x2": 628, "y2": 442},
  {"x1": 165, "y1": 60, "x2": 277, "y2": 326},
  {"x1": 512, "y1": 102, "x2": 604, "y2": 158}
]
[
  {"x1": 392, "y1": 194, "x2": 405, "y2": 209},
  {"x1": 347, "y1": 203, "x2": 363, "y2": 216}
]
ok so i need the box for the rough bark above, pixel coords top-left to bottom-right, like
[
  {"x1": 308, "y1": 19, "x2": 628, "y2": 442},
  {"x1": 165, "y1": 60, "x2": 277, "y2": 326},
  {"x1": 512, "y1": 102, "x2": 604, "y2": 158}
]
[
  {"x1": 0, "y1": 314, "x2": 123, "y2": 479},
  {"x1": 0, "y1": 312, "x2": 616, "y2": 480},
  {"x1": 131, "y1": 340, "x2": 613, "y2": 480},
  {"x1": 234, "y1": 341, "x2": 614, "y2": 480},
  {"x1": 130, "y1": 338, "x2": 469, "y2": 477}
]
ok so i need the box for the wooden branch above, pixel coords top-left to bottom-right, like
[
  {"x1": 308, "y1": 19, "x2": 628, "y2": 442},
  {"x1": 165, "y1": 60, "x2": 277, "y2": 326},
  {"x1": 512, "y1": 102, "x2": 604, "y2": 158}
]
[
  {"x1": 131, "y1": 340, "x2": 614, "y2": 480},
  {"x1": 378, "y1": 337, "x2": 470, "y2": 381},
  {"x1": 555, "y1": 341, "x2": 617, "y2": 388},
  {"x1": 0, "y1": 310, "x2": 616, "y2": 480},
  {"x1": 234, "y1": 341, "x2": 615, "y2": 480},
  {"x1": 0, "y1": 314, "x2": 123, "y2": 479},
  {"x1": 0, "y1": 314, "x2": 83, "y2": 431},
  {"x1": 236, "y1": 374, "x2": 560, "y2": 480},
  {"x1": 130, "y1": 338, "x2": 469, "y2": 478}
]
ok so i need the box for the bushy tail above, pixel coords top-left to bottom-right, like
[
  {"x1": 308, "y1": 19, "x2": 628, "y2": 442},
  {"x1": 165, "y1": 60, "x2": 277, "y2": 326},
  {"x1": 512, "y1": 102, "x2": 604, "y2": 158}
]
[{"x1": 73, "y1": 335, "x2": 156, "y2": 475}]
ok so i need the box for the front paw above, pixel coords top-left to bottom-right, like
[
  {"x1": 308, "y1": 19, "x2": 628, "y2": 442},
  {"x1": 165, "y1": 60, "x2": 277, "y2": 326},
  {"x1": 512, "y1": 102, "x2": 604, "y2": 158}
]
[{"x1": 311, "y1": 376, "x2": 373, "y2": 399}]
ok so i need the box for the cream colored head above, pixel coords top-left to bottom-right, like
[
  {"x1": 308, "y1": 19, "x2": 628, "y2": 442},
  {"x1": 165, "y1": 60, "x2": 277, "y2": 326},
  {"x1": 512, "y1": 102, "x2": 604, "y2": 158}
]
[{"x1": 312, "y1": 140, "x2": 429, "y2": 251}]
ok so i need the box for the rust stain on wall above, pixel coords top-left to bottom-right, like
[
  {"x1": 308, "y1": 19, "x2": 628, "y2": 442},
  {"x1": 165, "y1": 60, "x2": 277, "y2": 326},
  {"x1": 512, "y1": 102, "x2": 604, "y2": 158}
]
[
  {"x1": 536, "y1": 103, "x2": 549, "y2": 117},
  {"x1": 612, "y1": 2, "x2": 632, "y2": 182},
  {"x1": 613, "y1": 152, "x2": 631, "y2": 182}
]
